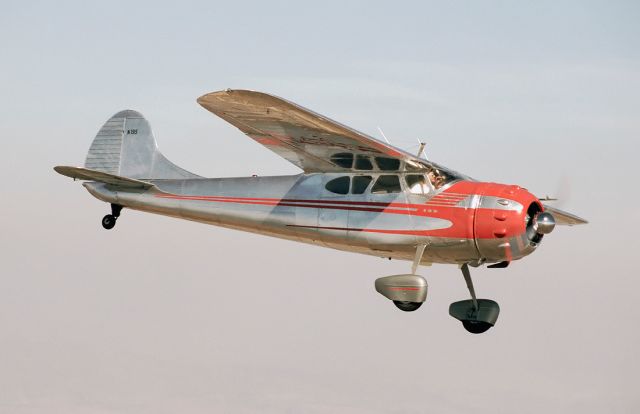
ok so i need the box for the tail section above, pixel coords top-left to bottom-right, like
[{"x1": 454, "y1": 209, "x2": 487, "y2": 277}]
[{"x1": 84, "y1": 110, "x2": 198, "y2": 179}]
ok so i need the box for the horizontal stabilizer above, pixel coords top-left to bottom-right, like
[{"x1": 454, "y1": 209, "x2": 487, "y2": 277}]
[
  {"x1": 54, "y1": 166, "x2": 153, "y2": 190},
  {"x1": 543, "y1": 204, "x2": 588, "y2": 226}
]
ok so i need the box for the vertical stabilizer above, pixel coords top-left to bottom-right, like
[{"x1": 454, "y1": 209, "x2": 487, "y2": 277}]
[{"x1": 85, "y1": 110, "x2": 198, "y2": 179}]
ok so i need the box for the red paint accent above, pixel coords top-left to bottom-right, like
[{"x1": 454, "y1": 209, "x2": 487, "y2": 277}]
[
  {"x1": 472, "y1": 182, "x2": 539, "y2": 241},
  {"x1": 158, "y1": 194, "x2": 417, "y2": 208},
  {"x1": 156, "y1": 194, "x2": 418, "y2": 215},
  {"x1": 153, "y1": 180, "x2": 540, "y2": 240}
]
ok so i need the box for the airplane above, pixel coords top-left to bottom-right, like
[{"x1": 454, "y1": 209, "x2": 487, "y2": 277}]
[{"x1": 55, "y1": 89, "x2": 587, "y2": 334}]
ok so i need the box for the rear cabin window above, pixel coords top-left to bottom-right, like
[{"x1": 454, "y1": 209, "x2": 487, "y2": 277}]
[
  {"x1": 352, "y1": 176, "x2": 373, "y2": 194},
  {"x1": 406, "y1": 174, "x2": 430, "y2": 194},
  {"x1": 325, "y1": 176, "x2": 350, "y2": 194},
  {"x1": 330, "y1": 153, "x2": 354, "y2": 169},
  {"x1": 372, "y1": 175, "x2": 401, "y2": 194},
  {"x1": 355, "y1": 155, "x2": 373, "y2": 170},
  {"x1": 375, "y1": 157, "x2": 400, "y2": 171}
]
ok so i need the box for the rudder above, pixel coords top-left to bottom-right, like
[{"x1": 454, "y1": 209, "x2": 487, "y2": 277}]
[{"x1": 85, "y1": 110, "x2": 198, "y2": 179}]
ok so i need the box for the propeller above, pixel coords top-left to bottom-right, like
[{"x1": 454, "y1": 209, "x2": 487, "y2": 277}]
[
  {"x1": 537, "y1": 175, "x2": 587, "y2": 227},
  {"x1": 533, "y1": 212, "x2": 556, "y2": 234}
]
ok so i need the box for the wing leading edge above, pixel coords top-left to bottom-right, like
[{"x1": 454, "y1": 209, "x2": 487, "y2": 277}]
[{"x1": 197, "y1": 89, "x2": 457, "y2": 175}]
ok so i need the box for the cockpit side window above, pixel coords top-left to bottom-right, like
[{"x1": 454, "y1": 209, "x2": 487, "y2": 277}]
[
  {"x1": 325, "y1": 176, "x2": 350, "y2": 194},
  {"x1": 405, "y1": 174, "x2": 430, "y2": 194},
  {"x1": 371, "y1": 175, "x2": 401, "y2": 194},
  {"x1": 352, "y1": 176, "x2": 373, "y2": 194}
]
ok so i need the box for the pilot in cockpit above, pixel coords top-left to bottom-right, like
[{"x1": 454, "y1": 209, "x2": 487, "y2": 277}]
[{"x1": 427, "y1": 170, "x2": 446, "y2": 190}]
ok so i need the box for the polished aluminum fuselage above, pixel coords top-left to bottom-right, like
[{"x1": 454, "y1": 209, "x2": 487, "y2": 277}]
[{"x1": 85, "y1": 173, "x2": 539, "y2": 265}]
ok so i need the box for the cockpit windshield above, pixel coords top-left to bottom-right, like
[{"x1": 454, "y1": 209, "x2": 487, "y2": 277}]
[
  {"x1": 425, "y1": 170, "x2": 443, "y2": 189},
  {"x1": 418, "y1": 168, "x2": 457, "y2": 190}
]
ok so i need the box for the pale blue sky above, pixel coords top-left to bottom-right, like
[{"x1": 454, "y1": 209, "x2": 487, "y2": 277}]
[{"x1": 1, "y1": 1, "x2": 639, "y2": 413}]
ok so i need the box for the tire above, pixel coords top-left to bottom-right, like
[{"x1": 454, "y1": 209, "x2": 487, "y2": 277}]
[
  {"x1": 462, "y1": 320, "x2": 493, "y2": 334},
  {"x1": 393, "y1": 301, "x2": 422, "y2": 312},
  {"x1": 101, "y1": 214, "x2": 116, "y2": 230}
]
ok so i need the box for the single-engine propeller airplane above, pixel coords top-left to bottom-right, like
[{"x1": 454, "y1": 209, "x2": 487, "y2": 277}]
[{"x1": 55, "y1": 89, "x2": 587, "y2": 334}]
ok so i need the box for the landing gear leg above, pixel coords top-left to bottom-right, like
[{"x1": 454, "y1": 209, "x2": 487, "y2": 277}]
[
  {"x1": 449, "y1": 263, "x2": 500, "y2": 334},
  {"x1": 461, "y1": 263, "x2": 478, "y2": 312},
  {"x1": 411, "y1": 243, "x2": 427, "y2": 275},
  {"x1": 111, "y1": 204, "x2": 122, "y2": 219},
  {"x1": 101, "y1": 204, "x2": 122, "y2": 230}
]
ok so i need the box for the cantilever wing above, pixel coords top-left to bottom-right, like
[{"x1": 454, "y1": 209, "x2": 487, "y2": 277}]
[
  {"x1": 543, "y1": 204, "x2": 588, "y2": 226},
  {"x1": 197, "y1": 89, "x2": 449, "y2": 174}
]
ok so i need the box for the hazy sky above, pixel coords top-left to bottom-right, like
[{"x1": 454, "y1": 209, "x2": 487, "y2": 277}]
[{"x1": 1, "y1": 1, "x2": 639, "y2": 412}]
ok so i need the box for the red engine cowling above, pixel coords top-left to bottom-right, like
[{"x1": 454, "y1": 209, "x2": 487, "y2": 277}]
[{"x1": 473, "y1": 183, "x2": 542, "y2": 263}]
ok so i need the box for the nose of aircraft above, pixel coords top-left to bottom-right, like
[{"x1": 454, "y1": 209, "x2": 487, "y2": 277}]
[
  {"x1": 473, "y1": 183, "x2": 544, "y2": 262},
  {"x1": 533, "y1": 211, "x2": 556, "y2": 234}
]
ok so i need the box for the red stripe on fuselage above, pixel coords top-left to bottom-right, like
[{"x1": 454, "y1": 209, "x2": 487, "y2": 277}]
[
  {"x1": 156, "y1": 194, "x2": 419, "y2": 215},
  {"x1": 154, "y1": 194, "x2": 482, "y2": 238},
  {"x1": 151, "y1": 180, "x2": 532, "y2": 239},
  {"x1": 157, "y1": 194, "x2": 418, "y2": 208}
]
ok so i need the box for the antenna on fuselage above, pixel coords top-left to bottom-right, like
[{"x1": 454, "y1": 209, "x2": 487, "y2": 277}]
[
  {"x1": 377, "y1": 126, "x2": 391, "y2": 144},
  {"x1": 416, "y1": 141, "x2": 426, "y2": 159},
  {"x1": 416, "y1": 138, "x2": 431, "y2": 161}
]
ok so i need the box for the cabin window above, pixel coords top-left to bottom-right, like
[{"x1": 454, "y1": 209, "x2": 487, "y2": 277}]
[
  {"x1": 330, "y1": 152, "x2": 354, "y2": 169},
  {"x1": 355, "y1": 155, "x2": 373, "y2": 170},
  {"x1": 375, "y1": 157, "x2": 400, "y2": 171},
  {"x1": 352, "y1": 176, "x2": 373, "y2": 194},
  {"x1": 325, "y1": 176, "x2": 350, "y2": 194},
  {"x1": 406, "y1": 174, "x2": 430, "y2": 194},
  {"x1": 372, "y1": 175, "x2": 401, "y2": 194}
]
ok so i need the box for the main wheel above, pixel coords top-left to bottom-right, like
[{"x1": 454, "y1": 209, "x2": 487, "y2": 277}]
[
  {"x1": 101, "y1": 214, "x2": 116, "y2": 230},
  {"x1": 462, "y1": 320, "x2": 493, "y2": 334},
  {"x1": 393, "y1": 301, "x2": 422, "y2": 312}
]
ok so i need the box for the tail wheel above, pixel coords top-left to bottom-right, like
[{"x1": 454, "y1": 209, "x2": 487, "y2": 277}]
[{"x1": 102, "y1": 214, "x2": 116, "y2": 230}]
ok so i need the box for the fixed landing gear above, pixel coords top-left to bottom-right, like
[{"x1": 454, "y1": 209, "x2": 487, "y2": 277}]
[
  {"x1": 393, "y1": 301, "x2": 422, "y2": 312},
  {"x1": 101, "y1": 215, "x2": 116, "y2": 229},
  {"x1": 462, "y1": 320, "x2": 493, "y2": 334},
  {"x1": 101, "y1": 204, "x2": 122, "y2": 230},
  {"x1": 374, "y1": 247, "x2": 501, "y2": 331},
  {"x1": 375, "y1": 244, "x2": 429, "y2": 312},
  {"x1": 449, "y1": 263, "x2": 500, "y2": 334}
]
